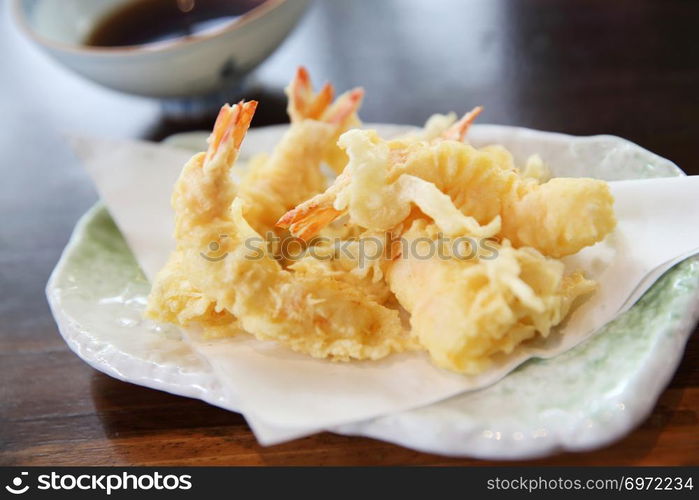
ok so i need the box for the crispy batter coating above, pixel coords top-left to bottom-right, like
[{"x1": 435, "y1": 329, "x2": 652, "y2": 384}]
[
  {"x1": 146, "y1": 252, "x2": 242, "y2": 339},
  {"x1": 397, "y1": 138, "x2": 616, "y2": 257},
  {"x1": 388, "y1": 220, "x2": 596, "y2": 374},
  {"x1": 236, "y1": 67, "x2": 364, "y2": 236},
  {"x1": 278, "y1": 128, "x2": 616, "y2": 258},
  {"x1": 147, "y1": 101, "x2": 410, "y2": 360},
  {"x1": 147, "y1": 92, "x2": 616, "y2": 375}
]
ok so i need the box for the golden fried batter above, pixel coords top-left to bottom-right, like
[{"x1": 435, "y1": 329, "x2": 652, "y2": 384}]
[
  {"x1": 147, "y1": 84, "x2": 616, "y2": 375},
  {"x1": 147, "y1": 101, "x2": 410, "y2": 361},
  {"x1": 387, "y1": 220, "x2": 596, "y2": 374},
  {"x1": 278, "y1": 127, "x2": 616, "y2": 258}
]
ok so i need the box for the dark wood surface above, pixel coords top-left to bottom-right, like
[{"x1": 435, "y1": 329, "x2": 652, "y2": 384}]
[{"x1": 1, "y1": 0, "x2": 697, "y2": 466}]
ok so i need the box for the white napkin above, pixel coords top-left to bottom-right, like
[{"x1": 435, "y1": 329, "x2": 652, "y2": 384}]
[
  {"x1": 72, "y1": 133, "x2": 699, "y2": 445},
  {"x1": 70, "y1": 137, "x2": 187, "y2": 281}
]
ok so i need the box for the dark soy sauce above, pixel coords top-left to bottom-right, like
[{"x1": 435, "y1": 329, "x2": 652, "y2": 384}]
[{"x1": 85, "y1": 0, "x2": 267, "y2": 47}]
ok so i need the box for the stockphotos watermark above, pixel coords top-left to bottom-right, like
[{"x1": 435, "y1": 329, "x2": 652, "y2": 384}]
[
  {"x1": 4, "y1": 470, "x2": 192, "y2": 495},
  {"x1": 200, "y1": 232, "x2": 500, "y2": 264}
]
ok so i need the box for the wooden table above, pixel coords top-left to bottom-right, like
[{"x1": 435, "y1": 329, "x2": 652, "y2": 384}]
[{"x1": 1, "y1": 0, "x2": 697, "y2": 465}]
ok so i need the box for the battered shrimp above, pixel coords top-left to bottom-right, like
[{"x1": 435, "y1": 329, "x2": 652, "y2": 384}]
[
  {"x1": 275, "y1": 113, "x2": 605, "y2": 372},
  {"x1": 287, "y1": 229, "x2": 395, "y2": 305},
  {"x1": 148, "y1": 101, "x2": 410, "y2": 360},
  {"x1": 397, "y1": 106, "x2": 482, "y2": 142},
  {"x1": 387, "y1": 219, "x2": 596, "y2": 374},
  {"x1": 276, "y1": 107, "x2": 489, "y2": 240},
  {"x1": 145, "y1": 251, "x2": 243, "y2": 339},
  {"x1": 237, "y1": 67, "x2": 364, "y2": 235},
  {"x1": 278, "y1": 125, "x2": 615, "y2": 258},
  {"x1": 439, "y1": 105, "x2": 483, "y2": 142}
]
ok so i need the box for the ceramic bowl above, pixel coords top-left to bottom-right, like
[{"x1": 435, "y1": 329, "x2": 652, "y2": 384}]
[{"x1": 12, "y1": 0, "x2": 310, "y2": 97}]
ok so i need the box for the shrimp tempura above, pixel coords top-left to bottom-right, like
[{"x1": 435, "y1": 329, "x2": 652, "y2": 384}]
[
  {"x1": 237, "y1": 67, "x2": 364, "y2": 236},
  {"x1": 148, "y1": 101, "x2": 411, "y2": 360},
  {"x1": 279, "y1": 126, "x2": 616, "y2": 258},
  {"x1": 387, "y1": 220, "x2": 596, "y2": 374},
  {"x1": 147, "y1": 97, "x2": 617, "y2": 377}
]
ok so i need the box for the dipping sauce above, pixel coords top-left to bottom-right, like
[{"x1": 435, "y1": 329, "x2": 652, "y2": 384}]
[{"x1": 84, "y1": 0, "x2": 267, "y2": 47}]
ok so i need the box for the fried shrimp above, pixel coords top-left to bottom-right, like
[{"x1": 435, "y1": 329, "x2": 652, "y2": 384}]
[
  {"x1": 236, "y1": 67, "x2": 364, "y2": 235},
  {"x1": 287, "y1": 229, "x2": 395, "y2": 305},
  {"x1": 147, "y1": 87, "x2": 617, "y2": 376},
  {"x1": 276, "y1": 107, "x2": 485, "y2": 239},
  {"x1": 145, "y1": 251, "x2": 243, "y2": 339},
  {"x1": 278, "y1": 125, "x2": 615, "y2": 258},
  {"x1": 272, "y1": 108, "x2": 612, "y2": 372},
  {"x1": 147, "y1": 101, "x2": 410, "y2": 360},
  {"x1": 387, "y1": 220, "x2": 596, "y2": 374}
]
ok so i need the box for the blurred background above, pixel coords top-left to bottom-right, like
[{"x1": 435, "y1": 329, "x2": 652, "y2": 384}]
[{"x1": 2, "y1": 0, "x2": 698, "y2": 465}]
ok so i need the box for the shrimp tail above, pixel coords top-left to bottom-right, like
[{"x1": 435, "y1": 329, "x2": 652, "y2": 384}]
[
  {"x1": 441, "y1": 105, "x2": 483, "y2": 141},
  {"x1": 286, "y1": 66, "x2": 364, "y2": 127},
  {"x1": 324, "y1": 87, "x2": 364, "y2": 126},
  {"x1": 276, "y1": 201, "x2": 344, "y2": 241},
  {"x1": 205, "y1": 100, "x2": 258, "y2": 166},
  {"x1": 277, "y1": 171, "x2": 351, "y2": 240},
  {"x1": 173, "y1": 100, "x2": 257, "y2": 237},
  {"x1": 286, "y1": 66, "x2": 335, "y2": 122}
]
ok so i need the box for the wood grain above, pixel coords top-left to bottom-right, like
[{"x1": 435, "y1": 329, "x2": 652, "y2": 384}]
[{"x1": 0, "y1": 0, "x2": 697, "y2": 465}]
